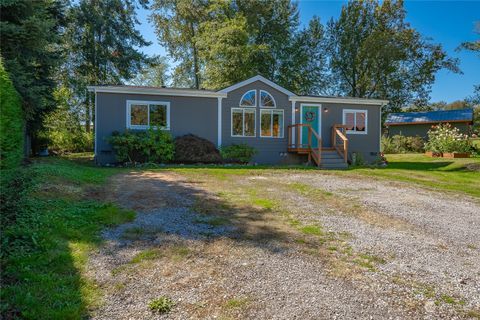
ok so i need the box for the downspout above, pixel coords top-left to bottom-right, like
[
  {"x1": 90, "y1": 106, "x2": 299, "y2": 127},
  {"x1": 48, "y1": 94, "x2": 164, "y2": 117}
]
[
  {"x1": 291, "y1": 99, "x2": 296, "y2": 145},
  {"x1": 217, "y1": 97, "x2": 223, "y2": 147},
  {"x1": 94, "y1": 89, "x2": 98, "y2": 164}
]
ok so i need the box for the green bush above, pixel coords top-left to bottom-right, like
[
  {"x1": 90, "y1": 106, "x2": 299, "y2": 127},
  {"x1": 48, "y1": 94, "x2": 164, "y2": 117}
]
[
  {"x1": 148, "y1": 296, "x2": 175, "y2": 314},
  {"x1": 220, "y1": 144, "x2": 257, "y2": 163},
  {"x1": 425, "y1": 123, "x2": 471, "y2": 153},
  {"x1": 174, "y1": 134, "x2": 222, "y2": 163},
  {"x1": 107, "y1": 128, "x2": 174, "y2": 163},
  {"x1": 0, "y1": 58, "x2": 24, "y2": 169},
  {"x1": 381, "y1": 135, "x2": 425, "y2": 153}
]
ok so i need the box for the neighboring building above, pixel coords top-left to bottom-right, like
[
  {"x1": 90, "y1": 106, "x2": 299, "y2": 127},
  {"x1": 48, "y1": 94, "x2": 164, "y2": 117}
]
[
  {"x1": 385, "y1": 109, "x2": 474, "y2": 139},
  {"x1": 88, "y1": 75, "x2": 387, "y2": 168}
]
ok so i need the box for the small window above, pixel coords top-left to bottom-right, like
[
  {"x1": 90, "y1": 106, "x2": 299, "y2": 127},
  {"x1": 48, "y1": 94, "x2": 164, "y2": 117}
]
[
  {"x1": 240, "y1": 90, "x2": 256, "y2": 107},
  {"x1": 343, "y1": 109, "x2": 367, "y2": 134},
  {"x1": 127, "y1": 100, "x2": 170, "y2": 129},
  {"x1": 260, "y1": 90, "x2": 276, "y2": 108},
  {"x1": 232, "y1": 108, "x2": 256, "y2": 137},
  {"x1": 260, "y1": 109, "x2": 284, "y2": 138}
]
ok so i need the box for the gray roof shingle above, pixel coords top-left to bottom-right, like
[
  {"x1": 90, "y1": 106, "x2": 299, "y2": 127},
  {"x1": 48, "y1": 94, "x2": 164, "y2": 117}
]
[{"x1": 385, "y1": 109, "x2": 474, "y2": 125}]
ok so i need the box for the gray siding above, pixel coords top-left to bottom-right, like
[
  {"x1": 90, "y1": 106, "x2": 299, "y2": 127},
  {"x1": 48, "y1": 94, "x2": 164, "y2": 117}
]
[
  {"x1": 388, "y1": 122, "x2": 470, "y2": 140},
  {"x1": 293, "y1": 101, "x2": 382, "y2": 163},
  {"x1": 95, "y1": 92, "x2": 217, "y2": 164},
  {"x1": 221, "y1": 80, "x2": 298, "y2": 164}
]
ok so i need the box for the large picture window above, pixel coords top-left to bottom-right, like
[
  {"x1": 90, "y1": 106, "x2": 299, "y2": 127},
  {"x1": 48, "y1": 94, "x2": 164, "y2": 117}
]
[
  {"x1": 232, "y1": 108, "x2": 256, "y2": 137},
  {"x1": 260, "y1": 109, "x2": 284, "y2": 138},
  {"x1": 343, "y1": 109, "x2": 367, "y2": 134},
  {"x1": 127, "y1": 100, "x2": 170, "y2": 129}
]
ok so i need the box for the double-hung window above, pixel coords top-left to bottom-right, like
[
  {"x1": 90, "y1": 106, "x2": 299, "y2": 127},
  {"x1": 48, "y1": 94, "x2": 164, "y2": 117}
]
[
  {"x1": 260, "y1": 109, "x2": 284, "y2": 138},
  {"x1": 127, "y1": 100, "x2": 170, "y2": 130},
  {"x1": 231, "y1": 108, "x2": 256, "y2": 137},
  {"x1": 343, "y1": 109, "x2": 367, "y2": 134}
]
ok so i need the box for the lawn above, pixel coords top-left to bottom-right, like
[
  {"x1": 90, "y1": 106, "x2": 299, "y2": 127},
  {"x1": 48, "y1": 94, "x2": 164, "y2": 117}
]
[
  {"x1": 1, "y1": 157, "x2": 135, "y2": 319},
  {"x1": 345, "y1": 153, "x2": 480, "y2": 198}
]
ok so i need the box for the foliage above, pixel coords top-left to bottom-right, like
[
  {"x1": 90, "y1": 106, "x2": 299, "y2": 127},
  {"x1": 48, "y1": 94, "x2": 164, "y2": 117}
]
[
  {"x1": 425, "y1": 123, "x2": 472, "y2": 153},
  {"x1": 39, "y1": 87, "x2": 93, "y2": 154},
  {"x1": 0, "y1": 0, "x2": 65, "y2": 135},
  {"x1": 62, "y1": 0, "x2": 150, "y2": 132},
  {"x1": 457, "y1": 21, "x2": 480, "y2": 57},
  {"x1": 351, "y1": 152, "x2": 365, "y2": 166},
  {"x1": 220, "y1": 144, "x2": 257, "y2": 163},
  {"x1": 325, "y1": 0, "x2": 460, "y2": 111},
  {"x1": 108, "y1": 129, "x2": 175, "y2": 164},
  {"x1": 382, "y1": 135, "x2": 425, "y2": 153},
  {"x1": 174, "y1": 134, "x2": 222, "y2": 164},
  {"x1": 148, "y1": 296, "x2": 175, "y2": 314},
  {"x1": 130, "y1": 55, "x2": 170, "y2": 87},
  {"x1": 1, "y1": 156, "x2": 134, "y2": 319},
  {"x1": 151, "y1": 0, "x2": 207, "y2": 88},
  {"x1": 0, "y1": 58, "x2": 24, "y2": 169}
]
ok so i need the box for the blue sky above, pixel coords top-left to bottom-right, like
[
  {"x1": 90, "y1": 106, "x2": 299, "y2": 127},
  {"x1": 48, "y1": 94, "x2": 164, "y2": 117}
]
[{"x1": 136, "y1": 1, "x2": 480, "y2": 103}]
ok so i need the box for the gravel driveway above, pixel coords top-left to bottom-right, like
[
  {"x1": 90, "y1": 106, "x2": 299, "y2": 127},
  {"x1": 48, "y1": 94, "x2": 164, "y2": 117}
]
[{"x1": 87, "y1": 170, "x2": 480, "y2": 319}]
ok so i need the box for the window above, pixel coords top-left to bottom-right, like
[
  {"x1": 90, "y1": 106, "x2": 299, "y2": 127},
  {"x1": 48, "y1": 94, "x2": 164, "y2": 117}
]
[
  {"x1": 127, "y1": 100, "x2": 170, "y2": 129},
  {"x1": 343, "y1": 109, "x2": 367, "y2": 134},
  {"x1": 260, "y1": 109, "x2": 284, "y2": 138},
  {"x1": 232, "y1": 108, "x2": 256, "y2": 137},
  {"x1": 260, "y1": 90, "x2": 276, "y2": 108},
  {"x1": 239, "y1": 90, "x2": 256, "y2": 107}
]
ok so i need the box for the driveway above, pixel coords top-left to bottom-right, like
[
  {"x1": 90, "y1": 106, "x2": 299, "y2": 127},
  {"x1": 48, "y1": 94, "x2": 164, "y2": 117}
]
[{"x1": 87, "y1": 169, "x2": 480, "y2": 319}]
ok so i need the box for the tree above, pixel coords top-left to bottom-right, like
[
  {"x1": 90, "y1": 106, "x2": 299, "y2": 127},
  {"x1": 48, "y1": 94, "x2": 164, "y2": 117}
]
[
  {"x1": 130, "y1": 55, "x2": 170, "y2": 87},
  {"x1": 325, "y1": 0, "x2": 460, "y2": 111},
  {"x1": 62, "y1": 0, "x2": 150, "y2": 132},
  {"x1": 0, "y1": 0, "x2": 66, "y2": 149},
  {"x1": 151, "y1": 0, "x2": 208, "y2": 88},
  {"x1": 457, "y1": 21, "x2": 480, "y2": 56}
]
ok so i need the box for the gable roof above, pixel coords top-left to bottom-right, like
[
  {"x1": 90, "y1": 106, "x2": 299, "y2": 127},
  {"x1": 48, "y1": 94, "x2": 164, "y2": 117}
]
[
  {"x1": 385, "y1": 108, "x2": 474, "y2": 125},
  {"x1": 218, "y1": 75, "x2": 296, "y2": 96},
  {"x1": 87, "y1": 85, "x2": 227, "y2": 98}
]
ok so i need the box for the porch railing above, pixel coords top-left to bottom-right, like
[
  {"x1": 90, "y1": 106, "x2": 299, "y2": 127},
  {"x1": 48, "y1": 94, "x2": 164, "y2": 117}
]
[
  {"x1": 331, "y1": 124, "x2": 348, "y2": 163},
  {"x1": 287, "y1": 124, "x2": 322, "y2": 166}
]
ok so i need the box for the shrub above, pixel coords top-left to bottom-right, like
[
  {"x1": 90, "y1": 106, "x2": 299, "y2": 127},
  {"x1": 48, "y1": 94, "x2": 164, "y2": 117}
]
[
  {"x1": 0, "y1": 58, "x2": 24, "y2": 169},
  {"x1": 425, "y1": 123, "x2": 471, "y2": 154},
  {"x1": 107, "y1": 128, "x2": 174, "y2": 163},
  {"x1": 148, "y1": 296, "x2": 175, "y2": 314},
  {"x1": 220, "y1": 144, "x2": 257, "y2": 163},
  {"x1": 381, "y1": 135, "x2": 424, "y2": 153},
  {"x1": 174, "y1": 134, "x2": 222, "y2": 164}
]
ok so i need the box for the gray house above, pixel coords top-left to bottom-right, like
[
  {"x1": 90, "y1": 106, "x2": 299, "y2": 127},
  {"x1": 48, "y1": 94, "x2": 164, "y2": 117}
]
[
  {"x1": 385, "y1": 109, "x2": 474, "y2": 140},
  {"x1": 88, "y1": 75, "x2": 387, "y2": 168}
]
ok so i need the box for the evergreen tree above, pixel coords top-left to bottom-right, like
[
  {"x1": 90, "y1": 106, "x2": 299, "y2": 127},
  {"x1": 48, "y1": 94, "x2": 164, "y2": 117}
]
[
  {"x1": 130, "y1": 55, "x2": 170, "y2": 87},
  {"x1": 0, "y1": 0, "x2": 66, "y2": 147},
  {"x1": 62, "y1": 0, "x2": 150, "y2": 132}
]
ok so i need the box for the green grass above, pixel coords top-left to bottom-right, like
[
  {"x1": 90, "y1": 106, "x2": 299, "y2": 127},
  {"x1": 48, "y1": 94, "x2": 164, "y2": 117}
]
[
  {"x1": 346, "y1": 153, "x2": 480, "y2": 198},
  {"x1": 1, "y1": 156, "x2": 134, "y2": 319}
]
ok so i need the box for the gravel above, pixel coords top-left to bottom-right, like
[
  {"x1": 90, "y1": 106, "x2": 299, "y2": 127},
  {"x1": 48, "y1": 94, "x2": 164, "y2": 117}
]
[{"x1": 87, "y1": 170, "x2": 480, "y2": 319}]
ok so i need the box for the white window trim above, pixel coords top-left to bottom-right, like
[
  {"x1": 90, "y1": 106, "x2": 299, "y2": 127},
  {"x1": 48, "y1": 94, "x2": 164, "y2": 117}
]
[
  {"x1": 239, "y1": 90, "x2": 257, "y2": 107},
  {"x1": 259, "y1": 90, "x2": 276, "y2": 108},
  {"x1": 342, "y1": 109, "x2": 368, "y2": 135},
  {"x1": 260, "y1": 109, "x2": 284, "y2": 138},
  {"x1": 126, "y1": 100, "x2": 170, "y2": 130},
  {"x1": 231, "y1": 107, "x2": 256, "y2": 137}
]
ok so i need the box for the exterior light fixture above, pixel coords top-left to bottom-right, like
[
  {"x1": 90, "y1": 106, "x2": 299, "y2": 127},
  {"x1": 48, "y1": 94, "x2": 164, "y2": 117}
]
[{"x1": 324, "y1": 107, "x2": 329, "y2": 113}]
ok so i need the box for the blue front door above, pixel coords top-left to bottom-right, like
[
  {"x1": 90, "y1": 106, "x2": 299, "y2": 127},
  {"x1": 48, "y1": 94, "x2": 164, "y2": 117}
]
[{"x1": 301, "y1": 106, "x2": 320, "y2": 148}]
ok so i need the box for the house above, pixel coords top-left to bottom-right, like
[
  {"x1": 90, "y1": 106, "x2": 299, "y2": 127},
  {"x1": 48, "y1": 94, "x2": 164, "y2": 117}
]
[
  {"x1": 385, "y1": 108, "x2": 474, "y2": 140},
  {"x1": 88, "y1": 75, "x2": 387, "y2": 168}
]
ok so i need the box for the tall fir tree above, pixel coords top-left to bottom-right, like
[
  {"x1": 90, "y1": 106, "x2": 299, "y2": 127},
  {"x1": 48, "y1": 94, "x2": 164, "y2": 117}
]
[{"x1": 62, "y1": 0, "x2": 150, "y2": 132}]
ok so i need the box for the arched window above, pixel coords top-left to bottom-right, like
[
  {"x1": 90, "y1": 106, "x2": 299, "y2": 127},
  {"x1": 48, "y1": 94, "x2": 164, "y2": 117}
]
[
  {"x1": 239, "y1": 90, "x2": 256, "y2": 107},
  {"x1": 260, "y1": 90, "x2": 276, "y2": 108}
]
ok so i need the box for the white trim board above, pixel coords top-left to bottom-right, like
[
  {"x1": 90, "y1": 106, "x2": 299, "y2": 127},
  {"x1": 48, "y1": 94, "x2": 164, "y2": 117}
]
[
  {"x1": 219, "y1": 75, "x2": 296, "y2": 96},
  {"x1": 88, "y1": 86, "x2": 227, "y2": 98},
  {"x1": 342, "y1": 109, "x2": 368, "y2": 135},
  {"x1": 290, "y1": 96, "x2": 388, "y2": 106}
]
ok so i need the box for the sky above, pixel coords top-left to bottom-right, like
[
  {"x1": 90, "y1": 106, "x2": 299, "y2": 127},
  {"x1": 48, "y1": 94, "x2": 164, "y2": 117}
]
[{"x1": 136, "y1": 1, "x2": 480, "y2": 103}]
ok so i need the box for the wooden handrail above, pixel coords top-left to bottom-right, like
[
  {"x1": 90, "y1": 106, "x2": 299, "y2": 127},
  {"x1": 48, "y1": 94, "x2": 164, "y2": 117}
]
[
  {"x1": 288, "y1": 124, "x2": 322, "y2": 166},
  {"x1": 331, "y1": 124, "x2": 348, "y2": 163}
]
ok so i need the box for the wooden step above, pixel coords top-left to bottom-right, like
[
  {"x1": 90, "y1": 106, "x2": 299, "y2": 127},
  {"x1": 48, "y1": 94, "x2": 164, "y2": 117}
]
[{"x1": 320, "y1": 162, "x2": 349, "y2": 170}]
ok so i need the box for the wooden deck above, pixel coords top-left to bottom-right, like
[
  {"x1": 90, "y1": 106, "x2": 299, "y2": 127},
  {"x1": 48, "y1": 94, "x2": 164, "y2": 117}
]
[{"x1": 287, "y1": 124, "x2": 349, "y2": 169}]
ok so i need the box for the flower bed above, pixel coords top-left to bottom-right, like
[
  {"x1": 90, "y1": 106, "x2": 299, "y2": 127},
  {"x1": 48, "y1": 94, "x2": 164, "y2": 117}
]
[{"x1": 424, "y1": 123, "x2": 472, "y2": 158}]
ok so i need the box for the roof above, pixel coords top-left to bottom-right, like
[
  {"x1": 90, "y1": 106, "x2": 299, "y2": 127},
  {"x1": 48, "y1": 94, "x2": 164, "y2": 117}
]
[
  {"x1": 87, "y1": 85, "x2": 227, "y2": 98},
  {"x1": 218, "y1": 75, "x2": 296, "y2": 96},
  {"x1": 385, "y1": 109, "x2": 474, "y2": 125}
]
